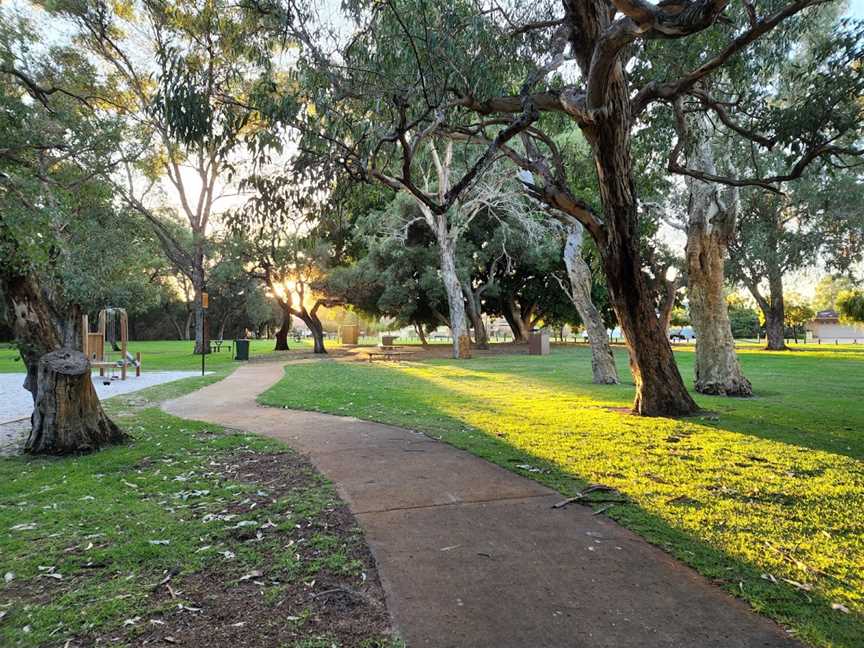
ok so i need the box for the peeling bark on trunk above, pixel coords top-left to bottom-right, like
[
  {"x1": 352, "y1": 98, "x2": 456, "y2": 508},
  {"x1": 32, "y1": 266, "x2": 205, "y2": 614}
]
[
  {"x1": 688, "y1": 231, "x2": 753, "y2": 395},
  {"x1": 3, "y1": 272, "x2": 63, "y2": 400},
  {"x1": 438, "y1": 228, "x2": 469, "y2": 358},
  {"x1": 502, "y1": 297, "x2": 530, "y2": 343},
  {"x1": 685, "y1": 134, "x2": 752, "y2": 396},
  {"x1": 562, "y1": 224, "x2": 619, "y2": 384},
  {"x1": 27, "y1": 349, "x2": 127, "y2": 455}
]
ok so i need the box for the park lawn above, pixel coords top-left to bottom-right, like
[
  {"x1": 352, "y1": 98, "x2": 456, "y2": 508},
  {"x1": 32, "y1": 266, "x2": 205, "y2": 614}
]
[
  {"x1": 259, "y1": 344, "x2": 864, "y2": 648},
  {"x1": 0, "y1": 339, "x2": 317, "y2": 373},
  {"x1": 0, "y1": 375, "x2": 399, "y2": 648}
]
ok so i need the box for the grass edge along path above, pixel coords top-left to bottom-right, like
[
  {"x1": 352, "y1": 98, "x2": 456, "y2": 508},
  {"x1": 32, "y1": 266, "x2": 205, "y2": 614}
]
[
  {"x1": 257, "y1": 346, "x2": 864, "y2": 648},
  {"x1": 0, "y1": 367, "x2": 402, "y2": 648}
]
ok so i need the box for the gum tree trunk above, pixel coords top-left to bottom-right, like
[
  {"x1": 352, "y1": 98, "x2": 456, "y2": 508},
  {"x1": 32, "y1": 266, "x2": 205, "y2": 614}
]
[
  {"x1": 462, "y1": 282, "x2": 489, "y2": 349},
  {"x1": 3, "y1": 272, "x2": 62, "y2": 400},
  {"x1": 438, "y1": 226, "x2": 469, "y2": 358},
  {"x1": 685, "y1": 133, "x2": 752, "y2": 396},
  {"x1": 274, "y1": 304, "x2": 291, "y2": 351},
  {"x1": 27, "y1": 349, "x2": 127, "y2": 454},
  {"x1": 581, "y1": 43, "x2": 697, "y2": 416},
  {"x1": 562, "y1": 224, "x2": 619, "y2": 384},
  {"x1": 306, "y1": 314, "x2": 326, "y2": 354}
]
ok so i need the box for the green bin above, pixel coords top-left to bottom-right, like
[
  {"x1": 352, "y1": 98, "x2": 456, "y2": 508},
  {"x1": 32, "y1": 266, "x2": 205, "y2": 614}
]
[{"x1": 234, "y1": 339, "x2": 250, "y2": 361}]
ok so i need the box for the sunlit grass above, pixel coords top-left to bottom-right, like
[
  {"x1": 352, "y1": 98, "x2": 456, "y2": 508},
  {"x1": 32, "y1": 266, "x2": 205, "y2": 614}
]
[{"x1": 260, "y1": 345, "x2": 864, "y2": 647}]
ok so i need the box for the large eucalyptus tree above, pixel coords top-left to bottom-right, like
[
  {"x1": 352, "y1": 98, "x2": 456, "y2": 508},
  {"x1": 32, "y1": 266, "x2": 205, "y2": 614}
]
[
  {"x1": 44, "y1": 0, "x2": 280, "y2": 354},
  {"x1": 265, "y1": 0, "x2": 862, "y2": 415}
]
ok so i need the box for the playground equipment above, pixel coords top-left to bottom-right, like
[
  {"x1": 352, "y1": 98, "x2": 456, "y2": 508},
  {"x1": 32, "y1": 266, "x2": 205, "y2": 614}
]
[{"x1": 81, "y1": 308, "x2": 141, "y2": 381}]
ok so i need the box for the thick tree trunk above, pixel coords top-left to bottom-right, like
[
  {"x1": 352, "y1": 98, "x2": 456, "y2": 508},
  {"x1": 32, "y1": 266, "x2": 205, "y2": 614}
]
[
  {"x1": 583, "y1": 56, "x2": 697, "y2": 416},
  {"x1": 688, "y1": 235, "x2": 752, "y2": 395},
  {"x1": 685, "y1": 137, "x2": 752, "y2": 396},
  {"x1": 300, "y1": 309, "x2": 327, "y2": 354},
  {"x1": 2, "y1": 273, "x2": 63, "y2": 400},
  {"x1": 502, "y1": 297, "x2": 529, "y2": 343},
  {"x1": 563, "y1": 224, "x2": 619, "y2": 384},
  {"x1": 438, "y1": 230, "x2": 469, "y2": 358},
  {"x1": 764, "y1": 309, "x2": 786, "y2": 350},
  {"x1": 26, "y1": 349, "x2": 126, "y2": 455},
  {"x1": 274, "y1": 304, "x2": 291, "y2": 351},
  {"x1": 764, "y1": 269, "x2": 787, "y2": 350}
]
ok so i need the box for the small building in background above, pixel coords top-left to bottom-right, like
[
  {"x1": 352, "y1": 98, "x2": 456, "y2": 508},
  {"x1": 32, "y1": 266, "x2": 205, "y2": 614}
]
[{"x1": 806, "y1": 310, "x2": 864, "y2": 342}]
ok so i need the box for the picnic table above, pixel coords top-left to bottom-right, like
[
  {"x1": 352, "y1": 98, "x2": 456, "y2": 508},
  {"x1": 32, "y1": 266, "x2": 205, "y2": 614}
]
[
  {"x1": 366, "y1": 349, "x2": 410, "y2": 362},
  {"x1": 211, "y1": 339, "x2": 233, "y2": 353}
]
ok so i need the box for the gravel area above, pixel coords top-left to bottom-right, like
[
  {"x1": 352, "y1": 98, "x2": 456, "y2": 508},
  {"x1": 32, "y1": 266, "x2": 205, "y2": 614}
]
[{"x1": 0, "y1": 371, "x2": 205, "y2": 424}]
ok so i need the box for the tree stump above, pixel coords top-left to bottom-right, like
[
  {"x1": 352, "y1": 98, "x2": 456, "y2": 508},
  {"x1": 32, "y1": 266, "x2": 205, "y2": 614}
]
[{"x1": 26, "y1": 349, "x2": 128, "y2": 455}]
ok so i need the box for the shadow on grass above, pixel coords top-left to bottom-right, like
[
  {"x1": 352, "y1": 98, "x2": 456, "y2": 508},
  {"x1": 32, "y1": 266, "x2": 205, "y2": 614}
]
[{"x1": 258, "y1": 357, "x2": 864, "y2": 648}]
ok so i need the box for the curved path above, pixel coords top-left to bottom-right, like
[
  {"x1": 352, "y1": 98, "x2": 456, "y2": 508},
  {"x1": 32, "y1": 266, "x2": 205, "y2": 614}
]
[{"x1": 164, "y1": 362, "x2": 801, "y2": 648}]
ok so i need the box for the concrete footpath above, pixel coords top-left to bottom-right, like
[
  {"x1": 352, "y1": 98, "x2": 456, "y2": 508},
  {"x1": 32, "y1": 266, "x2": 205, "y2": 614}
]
[{"x1": 163, "y1": 362, "x2": 801, "y2": 648}]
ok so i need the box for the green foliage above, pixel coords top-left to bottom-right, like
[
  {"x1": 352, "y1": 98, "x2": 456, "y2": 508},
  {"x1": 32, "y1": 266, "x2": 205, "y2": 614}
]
[
  {"x1": 812, "y1": 276, "x2": 857, "y2": 313},
  {"x1": 727, "y1": 298, "x2": 760, "y2": 339},
  {"x1": 837, "y1": 290, "x2": 864, "y2": 324}
]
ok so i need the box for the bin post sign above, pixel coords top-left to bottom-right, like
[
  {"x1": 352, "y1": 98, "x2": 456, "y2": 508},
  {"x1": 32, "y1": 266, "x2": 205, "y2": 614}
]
[{"x1": 201, "y1": 292, "x2": 208, "y2": 376}]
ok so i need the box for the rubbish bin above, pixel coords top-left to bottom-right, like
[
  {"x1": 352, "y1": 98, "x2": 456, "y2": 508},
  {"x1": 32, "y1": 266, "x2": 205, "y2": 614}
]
[
  {"x1": 528, "y1": 329, "x2": 550, "y2": 356},
  {"x1": 235, "y1": 338, "x2": 250, "y2": 361}
]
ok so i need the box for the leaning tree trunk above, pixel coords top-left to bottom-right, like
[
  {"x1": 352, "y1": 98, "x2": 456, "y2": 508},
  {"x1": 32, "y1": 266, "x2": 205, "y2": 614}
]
[
  {"x1": 274, "y1": 303, "x2": 291, "y2": 351},
  {"x1": 684, "y1": 136, "x2": 752, "y2": 396},
  {"x1": 584, "y1": 62, "x2": 698, "y2": 416},
  {"x1": 301, "y1": 309, "x2": 327, "y2": 354},
  {"x1": 502, "y1": 297, "x2": 529, "y2": 343},
  {"x1": 563, "y1": 224, "x2": 619, "y2": 384},
  {"x1": 438, "y1": 227, "x2": 469, "y2": 358},
  {"x1": 27, "y1": 349, "x2": 127, "y2": 455},
  {"x1": 462, "y1": 283, "x2": 489, "y2": 349},
  {"x1": 414, "y1": 322, "x2": 429, "y2": 346}
]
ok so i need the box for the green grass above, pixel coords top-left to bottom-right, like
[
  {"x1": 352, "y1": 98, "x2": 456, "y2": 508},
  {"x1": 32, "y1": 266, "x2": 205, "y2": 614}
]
[
  {"x1": 0, "y1": 374, "x2": 392, "y2": 647},
  {"x1": 0, "y1": 339, "x2": 317, "y2": 373},
  {"x1": 259, "y1": 344, "x2": 864, "y2": 647}
]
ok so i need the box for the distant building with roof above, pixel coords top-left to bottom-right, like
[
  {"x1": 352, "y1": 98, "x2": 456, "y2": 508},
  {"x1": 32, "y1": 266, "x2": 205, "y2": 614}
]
[{"x1": 806, "y1": 310, "x2": 864, "y2": 342}]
